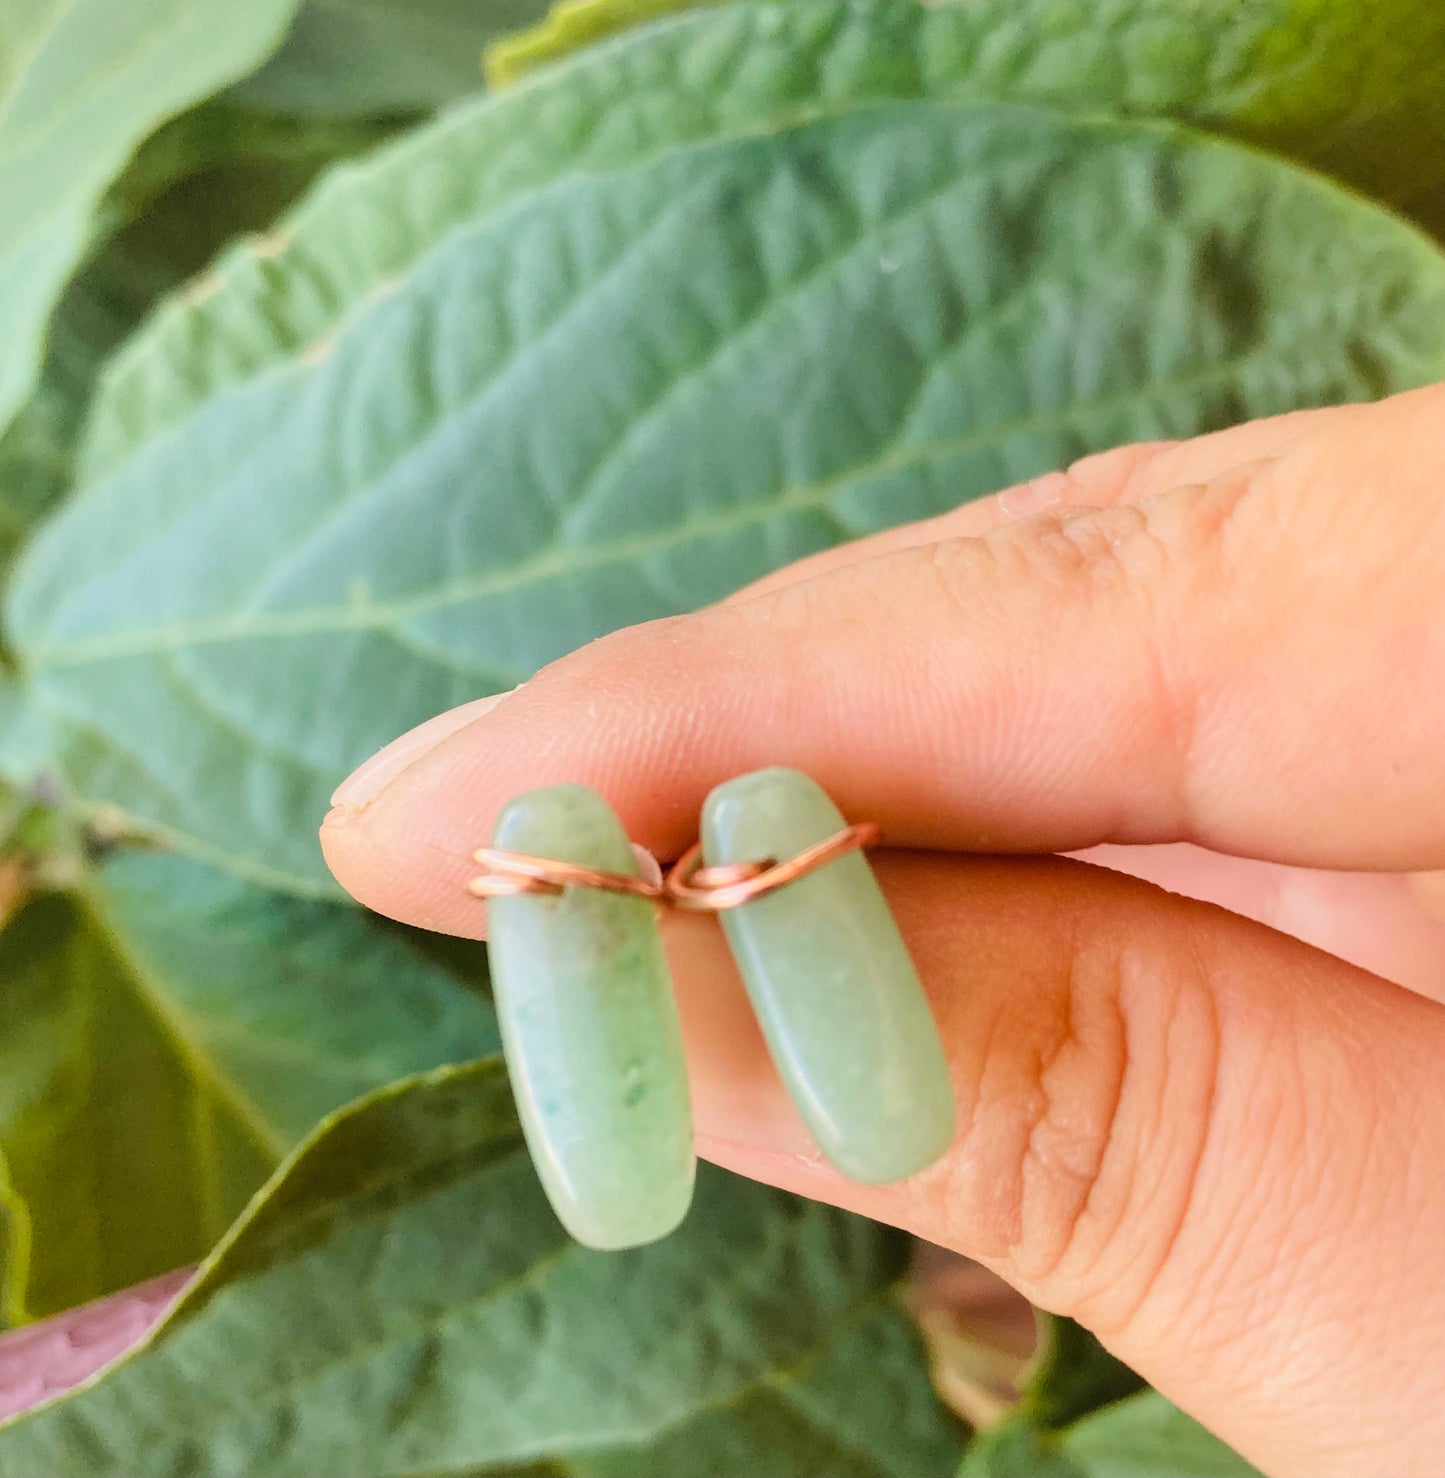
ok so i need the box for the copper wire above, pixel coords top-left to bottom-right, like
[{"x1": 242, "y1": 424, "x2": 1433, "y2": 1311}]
[
  {"x1": 663, "y1": 821, "x2": 880, "y2": 911},
  {"x1": 467, "y1": 845, "x2": 664, "y2": 901},
  {"x1": 467, "y1": 822, "x2": 880, "y2": 909}
]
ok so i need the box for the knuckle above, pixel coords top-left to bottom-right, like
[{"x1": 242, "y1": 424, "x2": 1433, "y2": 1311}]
[
  {"x1": 918, "y1": 537, "x2": 998, "y2": 627},
  {"x1": 982, "y1": 458, "x2": 1265, "y2": 605},
  {"x1": 931, "y1": 890, "x2": 1222, "y2": 1333},
  {"x1": 970, "y1": 461, "x2": 1274, "y2": 834}
]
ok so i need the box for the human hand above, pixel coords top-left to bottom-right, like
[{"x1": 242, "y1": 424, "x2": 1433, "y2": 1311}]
[{"x1": 322, "y1": 381, "x2": 1445, "y2": 1477}]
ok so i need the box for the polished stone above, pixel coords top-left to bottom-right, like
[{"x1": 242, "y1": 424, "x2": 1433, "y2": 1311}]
[
  {"x1": 488, "y1": 785, "x2": 693, "y2": 1248},
  {"x1": 703, "y1": 767, "x2": 955, "y2": 1183}
]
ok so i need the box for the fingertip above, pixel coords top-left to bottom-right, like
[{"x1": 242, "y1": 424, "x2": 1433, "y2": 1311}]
[{"x1": 320, "y1": 790, "x2": 489, "y2": 936}]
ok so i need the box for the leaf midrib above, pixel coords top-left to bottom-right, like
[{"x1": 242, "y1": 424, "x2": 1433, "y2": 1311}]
[
  {"x1": 25, "y1": 345, "x2": 1273, "y2": 671},
  {"x1": 74, "y1": 887, "x2": 288, "y2": 1163}
]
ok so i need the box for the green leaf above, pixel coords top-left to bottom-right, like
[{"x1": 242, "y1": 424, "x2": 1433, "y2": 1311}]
[
  {"x1": 234, "y1": 0, "x2": 551, "y2": 117},
  {"x1": 0, "y1": 0, "x2": 301, "y2": 440},
  {"x1": 961, "y1": 1392, "x2": 1259, "y2": 1478},
  {"x1": 0, "y1": 1058, "x2": 961, "y2": 1476},
  {"x1": 0, "y1": 101, "x2": 399, "y2": 579},
  {"x1": 77, "y1": 0, "x2": 1445, "y2": 484},
  {"x1": 960, "y1": 1415, "x2": 1083, "y2": 1478},
  {"x1": 485, "y1": 0, "x2": 1445, "y2": 235},
  {"x1": 1022, "y1": 1315, "x2": 1142, "y2": 1430},
  {"x1": 1058, "y1": 1392, "x2": 1260, "y2": 1476},
  {"x1": 0, "y1": 852, "x2": 495, "y2": 1319},
  {"x1": 11, "y1": 99, "x2": 1445, "y2": 894}
]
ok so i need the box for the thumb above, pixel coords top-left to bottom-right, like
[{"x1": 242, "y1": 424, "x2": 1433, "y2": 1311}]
[{"x1": 671, "y1": 854, "x2": 1445, "y2": 1478}]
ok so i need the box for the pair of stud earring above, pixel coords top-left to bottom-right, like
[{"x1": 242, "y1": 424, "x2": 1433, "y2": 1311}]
[{"x1": 472, "y1": 766, "x2": 956, "y2": 1251}]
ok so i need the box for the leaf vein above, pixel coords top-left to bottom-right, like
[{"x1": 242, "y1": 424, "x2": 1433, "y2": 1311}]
[{"x1": 30, "y1": 344, "x2": 1273, "y2": 671}]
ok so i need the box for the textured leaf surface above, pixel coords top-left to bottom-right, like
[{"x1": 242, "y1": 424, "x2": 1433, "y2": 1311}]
[
  {"x1": 12, "y1": 100, "x2": 1445, "y2": 894},
  {"x1": 0, "y1": 0, "x2": 299, "y2": 438},
  {"x1": 488, "y1": 0, "x2": 1445, "y2": 235},
  {"x1": 0, "y1": 1059, "x2": 960, "y2": 1476},
  {"x1": 80, "y1": 0, "x2": 1445, "y2": 480},
  {"x1": 235, "y1": 0, "x2": 549, "y2": 116},
  {"x1": 0, "y1": 853, "x2": 495, "y2": 1319}
]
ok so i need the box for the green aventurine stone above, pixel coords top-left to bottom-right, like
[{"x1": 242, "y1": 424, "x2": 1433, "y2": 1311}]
[
  {"x1": 487, "y1": 786, "x2": 694, "y2": 1248},
  {"x1": 703, "y1": 768, "x2": 956, "y2": 1184}
]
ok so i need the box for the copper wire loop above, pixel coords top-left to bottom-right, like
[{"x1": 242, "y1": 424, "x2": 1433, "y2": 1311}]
[
  {"x1": 466, "y1": 846, "x2": 664, "y2": 902},
  {"x1": 466, "y1": 824, "x2": 879, "y2": 908},
  {"x1": 663, "y1": 821, "x2": 881, "y2": 911}
]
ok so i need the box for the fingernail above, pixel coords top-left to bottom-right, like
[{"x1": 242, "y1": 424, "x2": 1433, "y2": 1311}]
[
  {"x1": 997, "y1": 469, "x2": 1067, "y2": 520},
  {"x1": 331, "y1": 690, "x2": 516, "y2": 811}
]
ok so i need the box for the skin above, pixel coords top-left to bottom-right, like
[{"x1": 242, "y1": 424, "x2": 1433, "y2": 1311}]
[{"x1": 321, "y1": 381, "x2": 1445, "y2": 1476}]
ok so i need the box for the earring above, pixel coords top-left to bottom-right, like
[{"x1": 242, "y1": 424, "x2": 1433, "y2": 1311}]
[
  {"x1": 471, "y1": 784, "x2": 693, "y2": 1251},
  {"x1": 469, "y1": 770, "x2": 952, "y2": 1251},
  {"x1": 668, "y1": 767, "x2": 955, "y2": 1185}
]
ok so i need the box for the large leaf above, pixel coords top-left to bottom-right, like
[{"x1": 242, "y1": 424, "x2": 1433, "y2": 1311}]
[
  {"x1": 78, "y1": 0, "x2": 1445, "y2": 481},
  {"x1": 488, "y1": 0, "x2": 1445, "y2": 235},
  {"x1": 960, "y1": 1393, "x2": 1259, "y2": 1477},
  {"x1": 0, "y1": 102, "x2": 399, "y2": 577},
  {"x1": 0, "y1": 1058, "x2": 961, "y2": 1476},
  {"x1": 234, "y1": 0, "x2": 551, "y2": 117},
  {"x1": 0, "y1": 852, "x2": 495, "y2": 1320},
  {"x1": 0, "y1": 0, "x2": 300, "y2": 440},
  {"x1": 10, "y1": 100, "x2": 1445, "y2": 895}
]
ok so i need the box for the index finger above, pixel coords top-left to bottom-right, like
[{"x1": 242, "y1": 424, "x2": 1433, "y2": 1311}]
[{"x1": 322, "y1": 382, "x2": 1445, "y2": 935}]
